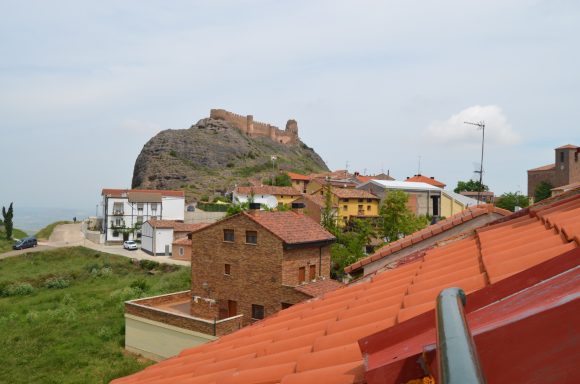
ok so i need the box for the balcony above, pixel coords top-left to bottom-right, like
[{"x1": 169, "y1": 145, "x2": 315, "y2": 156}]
[{"x1": 112, "y1": 209, "x2": 124, "y2": 215}]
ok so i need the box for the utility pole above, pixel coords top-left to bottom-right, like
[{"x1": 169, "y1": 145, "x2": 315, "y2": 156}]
[
  {"x1": 270, "y1": 155, "x2": 277, "y2": 185},
  {"x1": 464, "y1": 121, "x2": 486, "y2": 204}
]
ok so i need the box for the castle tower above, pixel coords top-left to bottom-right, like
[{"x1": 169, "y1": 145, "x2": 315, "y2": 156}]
[
  {"x1": 246, "y1": 115, "x2": 254, "y2": 136},
  {"x1": 553, "y1": 144, "x2": 580, "y2": 188},
  {"x1": 285, "y1": 119, "x2": 299, "y2": 144}
]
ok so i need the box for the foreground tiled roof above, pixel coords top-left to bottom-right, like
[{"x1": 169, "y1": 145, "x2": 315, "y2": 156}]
[
  {"x1": 331, "y1": 188, "x2": 379, "y2": 199},
  {"x1": 404, "y1": 175, "x2": 446, "y2": 188},
  {"x1": 344, "y1": 205, "x2": 510, "y2": 274},
  {"x1": 101, "y1": 188, "x2": 185, "y2": 197},
  {"x1": 112, "y1": 193, "x2": 580, "y2": 384},
  {"x1": 244, "y1": 211, "x2": 335, "y2": 245},
  {"x1": 293, "y1": 279, "x2": 345, "y2": 298},
  {"x1": 235, "y1": 186, "x2": 302, "y2": 196},
  {"x1": 147, "y1": 220, "x2": 208, "y2": 232}
]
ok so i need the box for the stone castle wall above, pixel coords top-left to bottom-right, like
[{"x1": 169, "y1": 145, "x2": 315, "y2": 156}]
[{"x1": 210, "y1": 109, "x2": 299, "y2": 145}]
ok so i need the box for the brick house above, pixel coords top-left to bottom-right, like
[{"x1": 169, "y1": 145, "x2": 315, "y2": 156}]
[
  {"x1": 189, "y1": 208, "x2": 338, "y2": 326},
  {"x1": 528, "y1": 144, "x2": 580, "y2": 199}
]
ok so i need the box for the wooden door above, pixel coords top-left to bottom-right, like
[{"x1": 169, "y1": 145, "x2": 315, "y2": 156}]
[
  {"x1": 298, "y1": 267, "x2": 306, "y2": 283},
  {"x1": 309, "y1": 264, "x2": 316, "y2": 281},
  {"x1": 228, "y1": 300, "x2": 237, "y2": 317}
]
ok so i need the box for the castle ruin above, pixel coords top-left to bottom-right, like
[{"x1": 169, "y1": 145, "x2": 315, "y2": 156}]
[{"x1": 210, "y1": 109, "x2": 299, "y2": 145}]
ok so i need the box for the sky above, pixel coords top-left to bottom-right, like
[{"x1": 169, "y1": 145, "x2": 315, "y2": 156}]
[{"x1": 1, "y1": 0, "x2": 579, "y2": 223}]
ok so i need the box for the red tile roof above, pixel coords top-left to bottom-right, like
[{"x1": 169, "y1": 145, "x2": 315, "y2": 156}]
[
  {"x1": 330, "y1": 188, "x2": 379, "y2": 200},
  {"x1": 173, "y1": 237, "x2": 192, "y2": 246},
  {"x1": 101, "y1": 188, "x2": 184, "y2": 197},
  {"x1": 111, "y1": 194, "x2": 580, "y2": 384},
  {"x1": 147, "y1": 220, "x2": 208, "y2": 232},
  {"x1": 404, "y1": 175, "x2": 446, "y2": 188},
  {"x1": 527, "y1": 163, "x2": 555, "y2": 172},
  {"x1": 244, "y1": 211, "x2": 335, "y2": 245},
  {"x1": 294, "y1": 279, "x2": 345, "y2": 298},
  {"x1": 345, "y1": 205, "x2": 510, "y2": 274},
  {"x1": 555, "y1": 144, "x2": 578, "y2": 149},
  {"x1": 235, "y1": 186, "x2": 302, "y2": 196},
  {"x1": 287, "y1": 172, "x2": 311, "y2": 181}
]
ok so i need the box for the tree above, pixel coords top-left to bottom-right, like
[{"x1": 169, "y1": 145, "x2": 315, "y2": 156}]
[
  {"x1": 263, "y1": 173, "x2": 292, "y2": 187},
  {"x1": 320, "y1": 184, "x2": 337, "y2": 234},
  {"x1": 495, "y1": 192, "x2": 529, "y2": 212},
  {"x1": 534, "y1": 181, "x2": 553, "y2": 202},
  {"x1": 379, "y1": 191, "x2": 428, "y2": 242},
  {"x1": 2, "y1": 202, "x2": 14, "y2": 240},
  {"x1": 454, "y1": 179, "x2": 489, "y2": 193},
  {"x1": 330, "y1": 219, "x2": 375, "y2": 279}
]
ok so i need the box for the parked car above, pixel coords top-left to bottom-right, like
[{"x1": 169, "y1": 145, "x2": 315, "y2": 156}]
[
  {"x1": 123, "y1": 240, "x2": 138, "y2": 250},
  {"x1": 12, "y1": 237, "x2": 38, "y2": 250}
]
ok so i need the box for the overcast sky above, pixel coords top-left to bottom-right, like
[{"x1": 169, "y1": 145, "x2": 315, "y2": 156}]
[{"x1": 1, "y1": 0, "x2": 579, "y2": 216}]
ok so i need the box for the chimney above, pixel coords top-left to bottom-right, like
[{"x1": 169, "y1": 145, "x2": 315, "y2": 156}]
[
  {"x1": 430, "y1": 176, "x2": 435, "y2": 179},
  {"x1": 291, "y1": 202, "x2": 305, "y2": 214}
]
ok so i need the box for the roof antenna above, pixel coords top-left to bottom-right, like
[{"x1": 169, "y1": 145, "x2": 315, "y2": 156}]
[
  {"x1": 418, "y1": 155, "x2": 421, "y2": 176},
  {"x1": 464, "y1": 120, "x2": 486, "y2": 204}
]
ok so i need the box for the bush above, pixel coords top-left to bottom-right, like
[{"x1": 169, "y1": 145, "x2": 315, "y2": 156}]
[
  {"x1": 130, "y1": 279, "x2": 149, "y2": 292},
  {"x1": 139, "y1": 259, "x2": 159, "y2": 271},
  {"x1": 3, "y1": 282, "x2": 34, "y2": 296},
  {"x1": 44, "y1": 276, "x2": 70, "y2": 289}
]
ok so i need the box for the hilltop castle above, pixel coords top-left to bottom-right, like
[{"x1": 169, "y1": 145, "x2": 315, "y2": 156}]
[{"x1": 210, "y1": 109, "x2": 299, "y2": 145}]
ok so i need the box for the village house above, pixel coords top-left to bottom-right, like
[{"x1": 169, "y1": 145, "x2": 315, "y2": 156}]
[
  {"x1": 100, "y1": 188, "x2": 184, "y2": 244},
  {"x1": 308, "y1": 187, "x2": 380, "y2": 227},
  {"x1": 122, "y1": 206, "x2": 340, "y2": 360},
  {"x1": 287, "y1": 171, "x2": 311, "y2": 193},
  {"x1": 527, "y1": 144, "x2": 580, "y2": 200},
  {"x1": 140, "y1": 219, "x2": 207, "y2": 256},
  {"x1": 232, "y1": 185, "x2": 302, "y2": 209},
  {"x1": 293, "y1": 193, "x2": 337, "y2": 224}
]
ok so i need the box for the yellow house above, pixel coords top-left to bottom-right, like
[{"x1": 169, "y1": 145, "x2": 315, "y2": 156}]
[
  {"x1": 287, "y1": 172, "x2": 311, "y2": 193},
  {"x1": 313, "y1": 187, "x2": 380, "y2": 227},
  {"x1": 440, "y1": 190, "x2": 479, "y2": 218},
  {"x1": 233, "y1": 186, "x2": 302, "y2": 208}
]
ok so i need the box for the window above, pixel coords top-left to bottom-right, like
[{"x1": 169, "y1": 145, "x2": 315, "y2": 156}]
[
  {"x1": 112, "y1": 202, "x2": 123, "y2": 215},
  {"x1": 367, "y1": 198, "x2": 372, "y2": 203},
  {"x1": 560, "y1": 151, "x2": 565, "y2": 162},
  {"x1": 343, "y1": 205, "x2": 348, "y2": 211},
  {"x1": 298, "y1": 267, "x2": 306, "y2": 283},
  {"x1": 223, "y1": 229, "x2": 234, "y2": 242},
  {"x1": 342, "y1": 198, "x2": 349, "y2": 203},
  {"x1": 358, "y1": 198, "x2": 363, "y2": 202},
  {"x1": 246, "y1": 230, "x2": 258, "y2": 244},
  {"x1": 136, "y1": 216, "x2": 143, "y2": 224},
  {"x1": 137, "y1": 203, "x2": 143, "y2": 215},
  {"x1": 367, "y1": 205, "x2": 371, "y2": 211},
  {"x1": 309, "y1": 264, "x2": 316, "y2": 280},
  {"x1": 252, "y1": 304, "x2": 265, "y2": 320},
  {"x1": 151, "y1": 203, "x2": 158, "y2": 212},
  {"x1": 179, "y1": 247, "x2": 184, "y2": 256},
  {"x1": 224, "y1": 263, "x2": 231, "y2": 275}
]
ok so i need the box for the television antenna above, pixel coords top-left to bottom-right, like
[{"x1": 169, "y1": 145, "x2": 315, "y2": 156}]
[{"x1": 464, "y1": 120, "x2": 485, "y2": 204}]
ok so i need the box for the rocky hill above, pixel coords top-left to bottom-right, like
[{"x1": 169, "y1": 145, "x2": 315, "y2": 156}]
[{"x1": 131, "y1": 117, "x2": 329, "y2": 201}]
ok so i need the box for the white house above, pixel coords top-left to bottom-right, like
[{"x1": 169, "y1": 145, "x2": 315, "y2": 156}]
[
  {"x1": 141, "y1": 220, "x2": 207, "y2": 256},
  {"x1": 232, "y1": 186, "x2": 302, "y2": 209},
  {"x1": 100, "y1": 189, "x2": 185, "y2": 244}
]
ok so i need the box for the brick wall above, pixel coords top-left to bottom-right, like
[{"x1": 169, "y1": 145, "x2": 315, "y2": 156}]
[
  {"x1": 528, "y1": 169, "x2": 555, "y2": 197},
  {"x1": 189, "y1": 214, "x2": 330, "y2": 326},
  {"x1": 172, "y1": 243, "x2": 192, "y2": 261},
  {"x1": 282, "y1": 246, "x2": 331, "y2": 286}
]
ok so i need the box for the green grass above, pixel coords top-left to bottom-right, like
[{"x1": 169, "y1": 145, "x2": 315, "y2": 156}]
[
  {"x1": 0, "y1": 227, "x2": 28, "y2": 254},
  {"x1": 35, "y1": 221, "x2": 73, "y2": 240},
  {"x1": 0, "y1": 247, "x2": 191, "y2": 383}
]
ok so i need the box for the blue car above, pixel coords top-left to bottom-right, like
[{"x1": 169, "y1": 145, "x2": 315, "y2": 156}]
[{"x1": 12, "y1": 237, "x2": 38, "y2": 250}]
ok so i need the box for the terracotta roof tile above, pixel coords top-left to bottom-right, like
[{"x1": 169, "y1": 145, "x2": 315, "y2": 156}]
[
  {"x1": 235, "y1": 185, "x2": 302, "y2": 196},
  {"x1": 101, "y1": 188, "x2": 184, "y2": 197},
  {"x1": 244, "y1": 211, "x2": 335, "y2": 245},
  {"x1": 148, "y1": 220, "x2": 208, "y2": 232},
  {"x1": 527, "y1": 163, "x2": 556, "y2": 172},
  {"x1": 112, "y1": 195, "x2": 580, "y2": 384},
  {"x1": 172, "y1": 237, "x2": 191, "y2": 246},
  {"x1": 404, "y1": 175, "x2": 446, "y2": 188},
  {"x1": 330, "y1": 188, "x2": 379, "y2": 199},
  {"x1": 344, "y1": 206, "x2": 508, "y2": 274},
  {"x1": 287, "y1": 172, "x2": 311, "y2": 181}
]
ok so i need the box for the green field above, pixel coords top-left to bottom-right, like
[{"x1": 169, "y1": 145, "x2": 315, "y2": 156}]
[
  {"x1": 0, "y1": 227, "x2": 28, "y2": 253},
  {"x1": 0, "y1": 247, "x2": 191, "y2": 383}
]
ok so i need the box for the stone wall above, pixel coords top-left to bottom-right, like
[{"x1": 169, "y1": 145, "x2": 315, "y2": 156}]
[
  {"x1": 125, "y1": 291, "x2": 242, "y2": 336},
  {"x1": 209, "y1": 108, "x2": 298, "y2": 145}
]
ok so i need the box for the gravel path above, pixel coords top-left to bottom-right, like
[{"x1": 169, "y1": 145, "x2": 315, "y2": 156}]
[{"x1": 0, "y1": 223, "x2": 189, "y2": 266}]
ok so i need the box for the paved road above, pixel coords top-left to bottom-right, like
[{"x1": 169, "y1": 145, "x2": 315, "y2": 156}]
[{"x1": 0, "y1": 223, "x2": 189, "y2": 266}]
